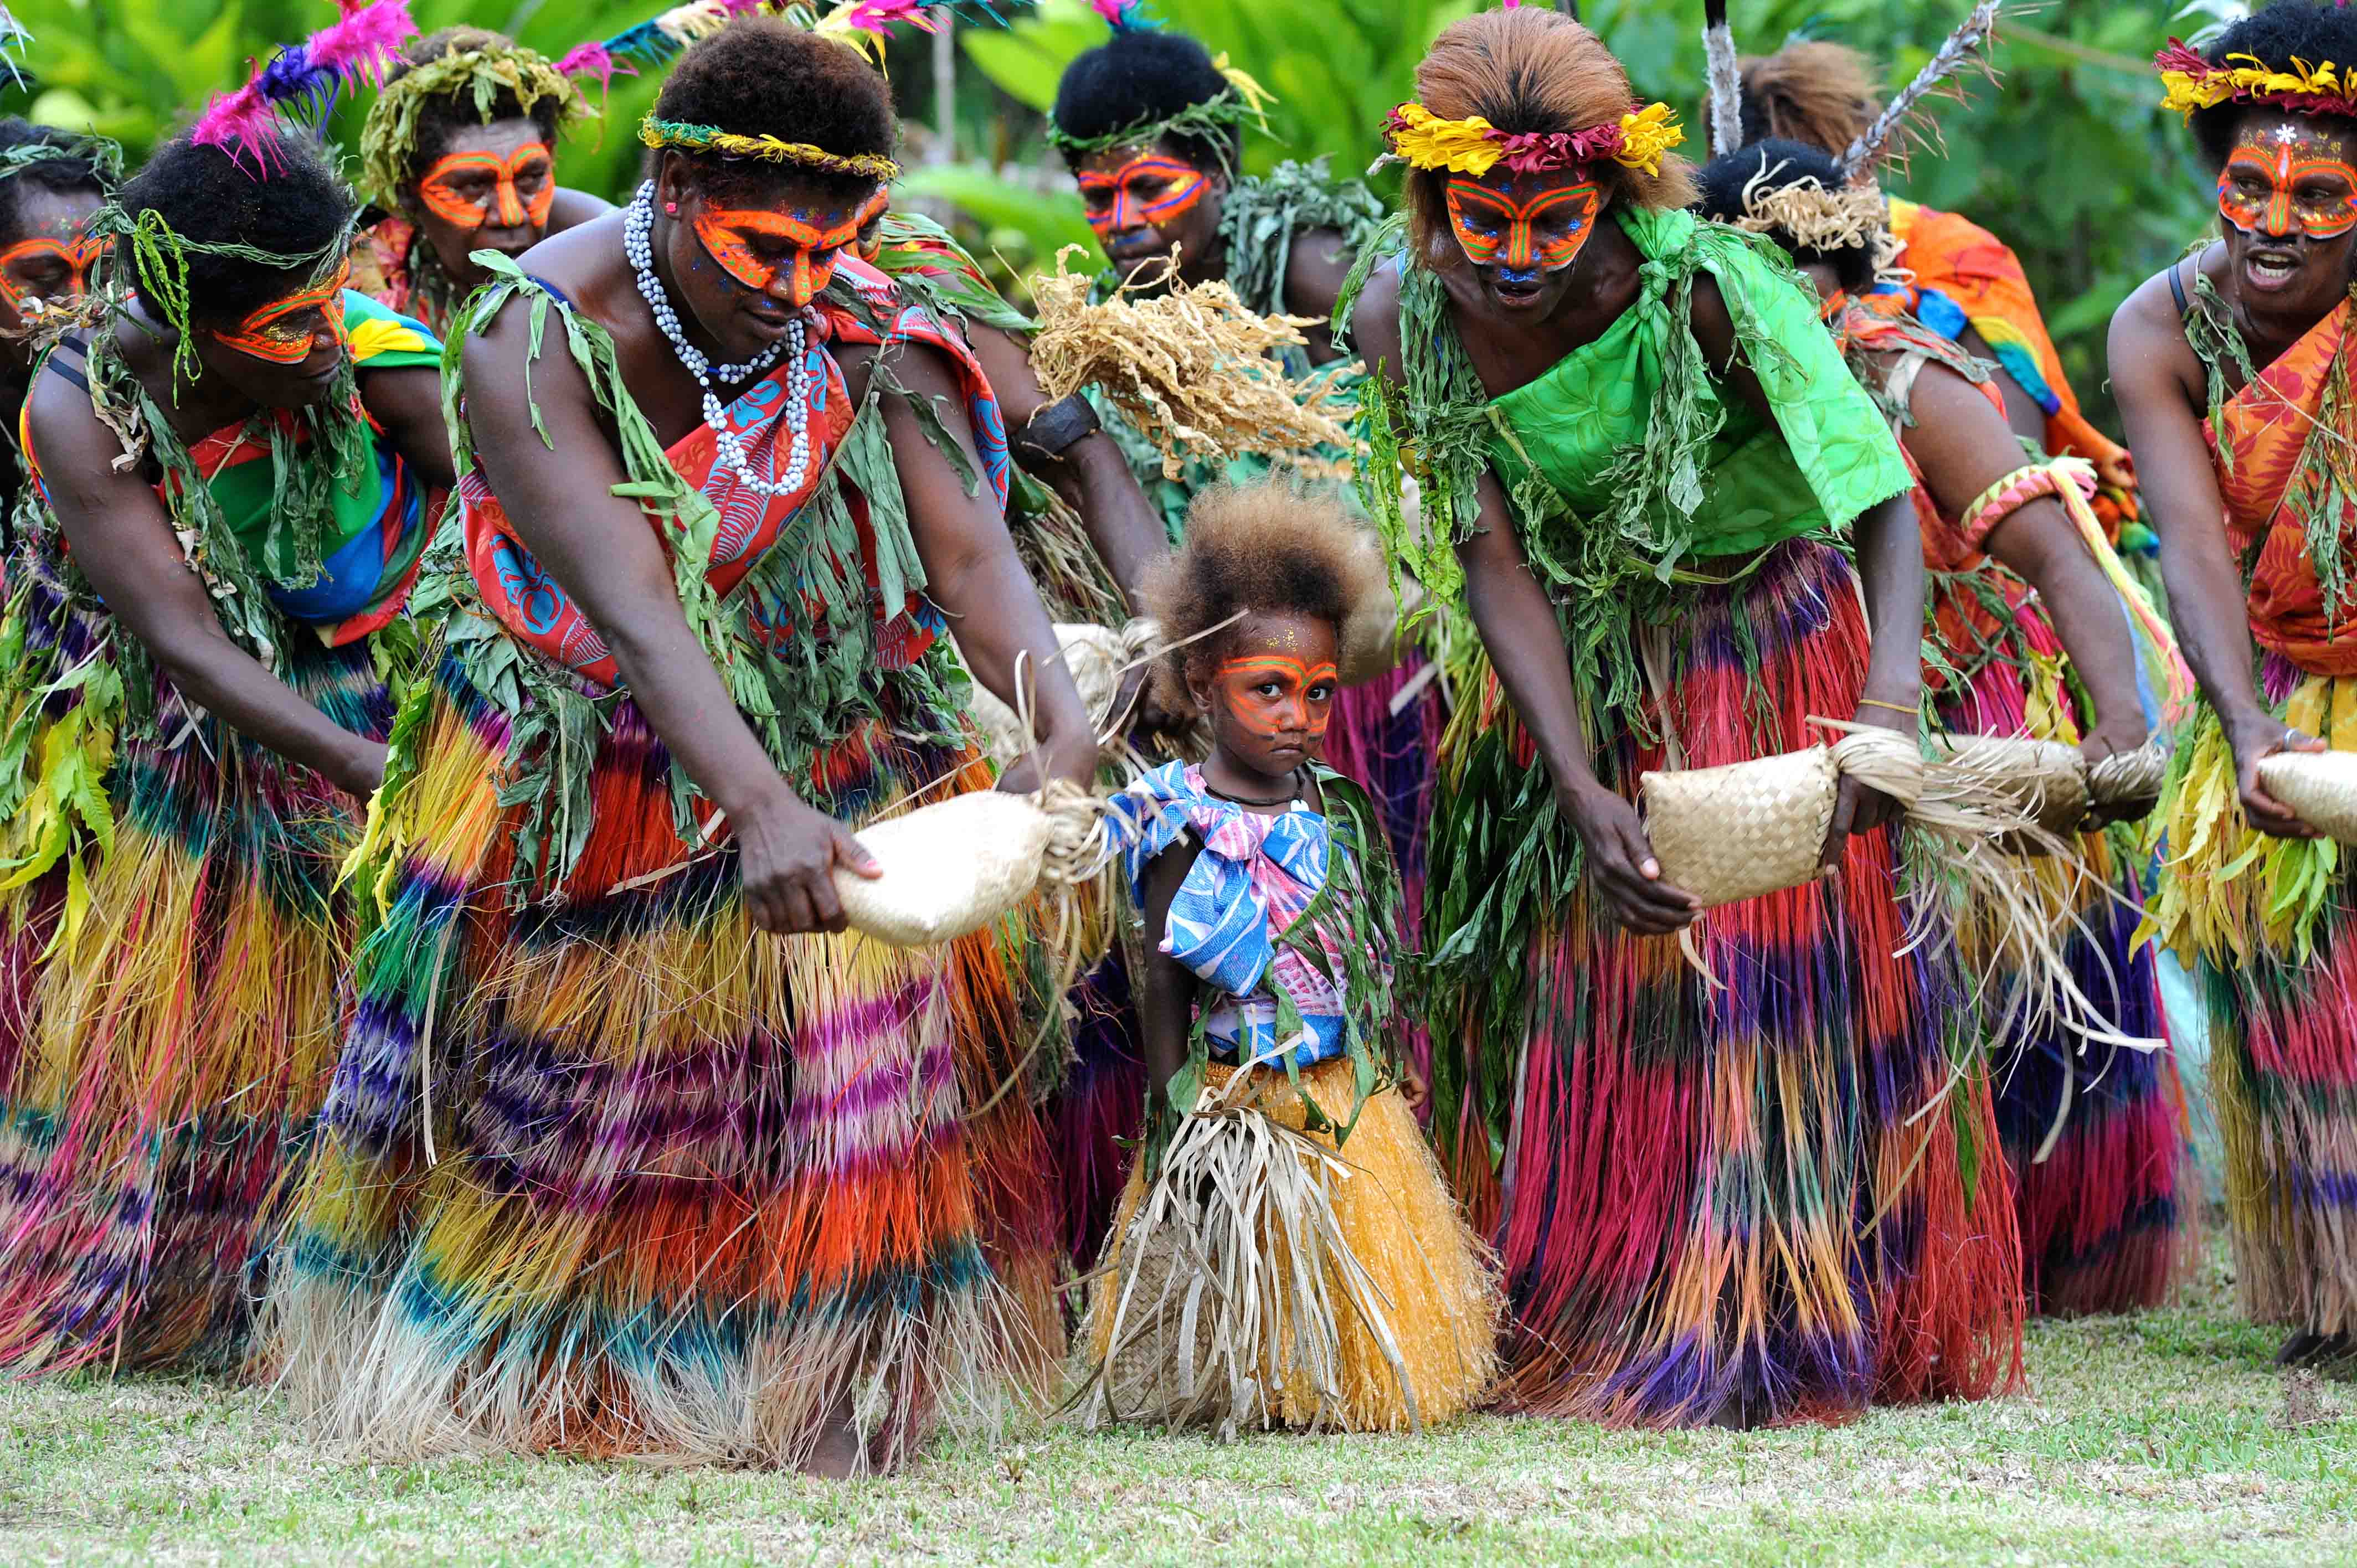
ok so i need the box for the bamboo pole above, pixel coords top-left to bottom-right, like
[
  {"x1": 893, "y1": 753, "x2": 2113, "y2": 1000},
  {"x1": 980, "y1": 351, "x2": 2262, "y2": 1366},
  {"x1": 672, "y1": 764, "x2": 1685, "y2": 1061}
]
[{"x1": 932, "y1": 17, "x2": 955, "y2": 166}]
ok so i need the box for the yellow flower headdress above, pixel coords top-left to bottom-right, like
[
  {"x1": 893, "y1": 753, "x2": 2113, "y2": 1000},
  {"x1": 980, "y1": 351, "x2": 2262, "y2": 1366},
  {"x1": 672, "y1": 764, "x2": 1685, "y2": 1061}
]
[
  {"x1": 1373, "y1": 99, "x2": 1684, "y2": 179},
  {"x1": 2155, "y1": 45, "x2": 2357, "y2": 118}
]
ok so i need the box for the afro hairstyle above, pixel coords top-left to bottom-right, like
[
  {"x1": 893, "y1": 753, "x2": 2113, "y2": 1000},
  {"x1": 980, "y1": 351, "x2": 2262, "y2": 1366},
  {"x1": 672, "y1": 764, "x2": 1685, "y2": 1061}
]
[
  {"x1": 1141, "y1": 479, "x2": 1394, "y2": 719},
  {"x1": 1694, "y1": 138, "x2": 1877, "y2": 295},
  {"x1": 1051, "y1": 27, "x2": 1243, "y2": 172},
  {"x1": 2189, "y1": 1, "x2": 2357, "y2": 167},
  {"x1": 651, "y1": 17, "x2": 898, "y2": 204},
  {"x1": 383, "y1": 28, "x2": 569, "y2": 193},
  {"x1": 116, "y1": 128, "x2": 353, "y2": 328},
  {"x1": 1736, "y1": 41, "x2": 1878, "y2": 156},
  {"x1": 0, "y1": 118, "x2": 112, "y2": 239},
  {"x1": 1404, "y1": 7, "x2": 1697, "y2": 268}
]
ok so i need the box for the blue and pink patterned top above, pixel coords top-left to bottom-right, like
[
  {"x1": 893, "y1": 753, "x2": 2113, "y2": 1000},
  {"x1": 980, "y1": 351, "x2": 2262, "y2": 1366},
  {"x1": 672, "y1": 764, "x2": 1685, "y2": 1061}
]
[{"x1": 1110, "y1": 760, "x2": 1369, "y2": 1069}]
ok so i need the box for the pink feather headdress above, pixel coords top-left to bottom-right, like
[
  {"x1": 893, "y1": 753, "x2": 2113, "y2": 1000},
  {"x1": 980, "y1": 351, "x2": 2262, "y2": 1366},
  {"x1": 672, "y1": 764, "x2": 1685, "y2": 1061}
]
[{"x1": 193, "y1": 0, "x2": 419, "y2": 169}]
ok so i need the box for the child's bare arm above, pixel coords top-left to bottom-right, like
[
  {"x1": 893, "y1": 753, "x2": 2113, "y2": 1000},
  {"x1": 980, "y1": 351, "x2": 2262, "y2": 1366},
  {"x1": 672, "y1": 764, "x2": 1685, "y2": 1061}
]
[{"x1": 1137, "y1": 835, "x2": 1206, "y2": 1108}]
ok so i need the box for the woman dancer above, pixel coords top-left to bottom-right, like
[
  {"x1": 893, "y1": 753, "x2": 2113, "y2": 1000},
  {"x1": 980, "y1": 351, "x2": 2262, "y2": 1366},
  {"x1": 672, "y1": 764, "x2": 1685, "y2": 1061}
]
[
  {"x1": 1736, "y1": 38, "x2": 2148, "y2": 566},
  {"x1": 0, "y1": 121, "x2": 114, "y2": 519},
  {"x1": 352, "y1": 25, "x2": 607, "y2": 333},
  {"x1": 266, "y1": 17, "x2": 1095, "y2": 1472},
  {"x1": 1700, "y1": 138, "x2": 2197, "y2": 1318},
  {"x1": 2114, "y1": 0, "x2": 2357, "y2": 1366},
  {"x1": 1345, "y1": 4, "x2": 2022, "y2": 1427},
  {"x1": 0, "y1": 118, "x2": 449, "y2": 1376}
]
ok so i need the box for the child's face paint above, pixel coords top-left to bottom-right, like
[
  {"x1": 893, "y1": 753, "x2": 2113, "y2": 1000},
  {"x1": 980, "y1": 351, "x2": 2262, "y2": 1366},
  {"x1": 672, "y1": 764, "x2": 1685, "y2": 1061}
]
[
  {"x1": 416, "y1": 143, "x2": 557, "y2": 233},
  {"x1": 691, "y1": 187, "x2": 888, "y2": 307},
  {"x1": 1193, "y1": 610, "x2": 1342, "y2": 788},
  {"x1": 1075, "y1": 153, "x2": 1210, "y2": 244},
  {"x1": 1444, "y1": 173, "x2": 1602, "y2": 275},
  {"x1": 210, "y1": 260, "x2": 351, "y2": 365},
  {"x1": 1215, "y1": 653, "x2": 1339, "y2": 738}
]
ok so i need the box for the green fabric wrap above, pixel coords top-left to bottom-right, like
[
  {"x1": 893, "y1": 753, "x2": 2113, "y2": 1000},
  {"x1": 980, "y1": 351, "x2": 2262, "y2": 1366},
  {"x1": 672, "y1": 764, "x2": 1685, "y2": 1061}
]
[
  {"x1": 1337, "y1": 205, "x2": 1911, "y2": 726},
  {"x1": 438, "y1": 253, "x2": 973, "y2": 895}
]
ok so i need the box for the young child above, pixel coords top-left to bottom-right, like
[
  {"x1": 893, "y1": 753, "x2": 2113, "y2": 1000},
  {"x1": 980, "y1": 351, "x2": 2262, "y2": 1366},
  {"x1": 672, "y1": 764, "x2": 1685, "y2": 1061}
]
[{"x1": 1080, "y1": 481, "x2": 1499, "y2": 1436}]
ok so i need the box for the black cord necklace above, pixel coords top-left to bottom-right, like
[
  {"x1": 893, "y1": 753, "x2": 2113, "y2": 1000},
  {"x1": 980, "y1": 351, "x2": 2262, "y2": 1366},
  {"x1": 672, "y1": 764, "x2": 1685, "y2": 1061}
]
[{"x1": 1202, "y1": 767, "x2": 1304, "y2": 809}]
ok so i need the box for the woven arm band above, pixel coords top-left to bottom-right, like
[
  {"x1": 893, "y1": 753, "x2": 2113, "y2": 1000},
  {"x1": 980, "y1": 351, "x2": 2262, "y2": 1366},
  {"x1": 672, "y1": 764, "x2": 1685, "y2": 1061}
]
[{"x1": 1959, "y1": 461, "x2": 2097, "y2": 553}]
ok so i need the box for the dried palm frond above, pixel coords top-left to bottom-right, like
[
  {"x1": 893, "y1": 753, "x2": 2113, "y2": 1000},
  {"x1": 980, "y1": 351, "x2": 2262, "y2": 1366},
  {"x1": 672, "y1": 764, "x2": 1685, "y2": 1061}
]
[
  {"x1": 1027, "y1": 246, "x2": 1362, "y2": 481},
  {"x1": 1077, "y1": 1078, "x2": 1416, "y2": 1440},
  {"x1": 1704, "y1": 0, "x2": 1743, "y2": 156},
  {"x1": 1834, "y1": 1, "x2": 2004, "y2": 181}
]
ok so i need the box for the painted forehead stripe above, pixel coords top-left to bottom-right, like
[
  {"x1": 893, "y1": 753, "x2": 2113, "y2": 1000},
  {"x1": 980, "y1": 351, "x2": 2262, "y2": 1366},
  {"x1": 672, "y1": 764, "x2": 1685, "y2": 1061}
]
[
  {"x1": 1079, "y1": 156, "x2": 1208, "y2": 238},
  {"x1": 1445, "y1": 176, "x2": 1600, "y2": 272},
  {"x1": 418, "y1": 145, "x2": 556, "y2": 230},
  {"x1": 0, "y1": 235, "x2": 101, "y2": 314},
  {"x1": 691, "y1": 189, "x2": 888, "y2": 305},
  {"x1": 1219, "y1": 653, "x2": 1340, "y2": 680},
  {"x1": 2219, "y1": 135, "x2": 2357, "y2": 239},
  {"x1": 213, "y1": 262, "x2": 351, "y2": 363}
]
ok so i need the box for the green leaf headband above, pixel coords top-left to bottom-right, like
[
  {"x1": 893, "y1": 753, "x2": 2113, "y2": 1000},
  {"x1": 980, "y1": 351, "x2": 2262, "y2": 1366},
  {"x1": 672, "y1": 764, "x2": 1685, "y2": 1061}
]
[
  {"x1": 0, "y1": 129, "x2": 122, "y2": 188},
  {"x1": 90, "y1": 201, "x2": 359, "y2": 389},
  {"x1": 1045, "y1": 51, "x2": 1276, "y2": 174},
  {"x1": 359, "y1": 40, "x2": 592, "y2": 204}
]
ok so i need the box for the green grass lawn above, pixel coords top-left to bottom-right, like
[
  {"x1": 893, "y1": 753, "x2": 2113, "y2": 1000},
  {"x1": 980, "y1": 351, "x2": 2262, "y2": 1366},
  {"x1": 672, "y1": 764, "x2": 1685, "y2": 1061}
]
[{"x1": 2, "y1": 1250, "x2": 2351, "y2": 1566}]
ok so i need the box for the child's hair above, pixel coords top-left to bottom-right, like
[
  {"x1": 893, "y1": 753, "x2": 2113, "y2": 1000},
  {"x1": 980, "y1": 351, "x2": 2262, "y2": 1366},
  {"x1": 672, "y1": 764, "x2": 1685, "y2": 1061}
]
[{"x1": 1141, "y1": 481, "x2": 1392, "y2": 719}]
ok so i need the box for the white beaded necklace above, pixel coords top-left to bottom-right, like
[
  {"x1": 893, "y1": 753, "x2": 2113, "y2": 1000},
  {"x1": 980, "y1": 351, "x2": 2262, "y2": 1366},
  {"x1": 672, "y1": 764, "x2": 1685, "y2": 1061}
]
[{"x1": 624, "y1": 180, "x2": 813, "y2": 498}]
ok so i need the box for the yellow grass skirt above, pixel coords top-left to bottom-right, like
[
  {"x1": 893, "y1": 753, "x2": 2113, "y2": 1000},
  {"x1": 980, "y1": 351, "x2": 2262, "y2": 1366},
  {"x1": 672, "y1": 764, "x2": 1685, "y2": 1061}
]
[{"x1": 1083, "y1": 1059, "x2": 1499, "y2": 1434}]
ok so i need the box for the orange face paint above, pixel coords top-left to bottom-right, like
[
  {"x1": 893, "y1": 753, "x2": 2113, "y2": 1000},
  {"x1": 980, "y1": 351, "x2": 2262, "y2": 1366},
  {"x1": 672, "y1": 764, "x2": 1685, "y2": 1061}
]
[
  {"x1": 0, "y1": 233, "x2": 101, "y2": 317},
  {"x1": 1076, "y1": 154, "x2": 1210, "y2": 242},
  {"x1": 210, "y1": 261, "x2": 351, "y2": 364},
  {"x1": 1444, "y1": 174, "x2": 1601, "y2": 274},
  {"x1": 2219, "y1": 125, "x2": 2357, "y2": 240},
  {"x1": 1214, "y1": 653, "x2": 1339, "y2": 741},
  {"x1": 691, "y1": 188, "x2": 888, "y2": 307},
  {"x1": 416, "y1": 143, "x2": 557, "y2": 232}
]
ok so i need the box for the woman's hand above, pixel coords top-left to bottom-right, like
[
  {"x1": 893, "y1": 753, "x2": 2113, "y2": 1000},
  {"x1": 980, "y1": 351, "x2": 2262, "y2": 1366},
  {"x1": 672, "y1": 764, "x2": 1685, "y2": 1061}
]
[
  {"x1": 1560, "y1": 780, "x2": 1699, "y2": 935},
  {"x1": 2225, "y1": 706, "x2": 2327, "y2": 839},
  {"x1": 335, "y1": 739, "x2": 390, "y2": 802},
  {"x1": 998, "y1": 730, "x2": 1100, "y2": 795},
  {"x1": 733, "y1": 790, "x2": 882, "y2": 935},
  {"x1": 1824, "y1": 692, "x2": 1917, "y2": 870}
]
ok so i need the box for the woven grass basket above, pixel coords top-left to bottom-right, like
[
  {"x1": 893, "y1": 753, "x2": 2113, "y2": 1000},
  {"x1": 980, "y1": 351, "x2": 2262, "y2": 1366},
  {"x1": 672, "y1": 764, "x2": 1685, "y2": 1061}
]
[
  {"x1": 1931, "y1": 735, "x2": 2090, "y2": 844},
  {"x1": 835, "y1": 785, "x2": 1106, "y2": 947},
  {"x1": 2258, "y1": 751, "x2": 2357, "y2": 843},
  {"x1": 1641, "y1": 746, "x2": 1840, "y2": 909}
]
